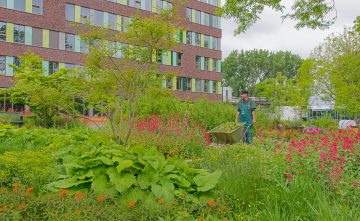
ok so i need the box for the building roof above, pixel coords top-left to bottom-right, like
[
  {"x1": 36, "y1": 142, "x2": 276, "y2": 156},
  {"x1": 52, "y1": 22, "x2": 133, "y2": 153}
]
[{"x1": 0, "y1": 76, "x2": 14, "y2": 88}]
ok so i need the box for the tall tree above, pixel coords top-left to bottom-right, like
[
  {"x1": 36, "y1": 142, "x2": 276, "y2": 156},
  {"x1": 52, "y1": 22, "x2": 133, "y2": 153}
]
[
  {"x1": 222, "y1": 49, "x2": 303, "y2": 96},
  {"x1": 220, "y1": 0, "x2": 338, "y2": 34}
]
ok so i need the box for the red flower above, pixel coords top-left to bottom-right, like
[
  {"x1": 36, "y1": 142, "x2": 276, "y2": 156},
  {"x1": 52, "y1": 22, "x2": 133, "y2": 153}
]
[
  {"x1": 17, "y1": 203, "x2": 26, "y2": 210},
  {"x1": 58, "y1": 189, "x2": 70, "y2": 196},
  {"x1": 207, "y1": 200, "x2": 216, "y2": 207},
  {"x1": 127, "y1": 201, "x2": 136, "y2": 207},
  {"x1": 74, "y1": 192, "x2": 82, "y2": 199},
  {"x1": 97, "y1": 194, "x2": 104, "y2": 203},
  {"x1": 75, "y1": 209, "x2": 81, "y2": 215},
  {"x1": 353, "y1": 181, "x2": 359, "y2": 188}
]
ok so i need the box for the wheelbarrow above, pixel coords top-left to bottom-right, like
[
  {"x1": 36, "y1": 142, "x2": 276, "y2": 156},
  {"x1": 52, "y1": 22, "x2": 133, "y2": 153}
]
[{"x1": 208, "y1": 122, "x2": 251, "y2": 144}]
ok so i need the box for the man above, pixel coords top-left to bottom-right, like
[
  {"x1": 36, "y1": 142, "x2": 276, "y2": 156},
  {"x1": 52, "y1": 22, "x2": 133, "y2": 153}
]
[{"x1": 236, "y1": 90, "x2": 256, "y2": 144}]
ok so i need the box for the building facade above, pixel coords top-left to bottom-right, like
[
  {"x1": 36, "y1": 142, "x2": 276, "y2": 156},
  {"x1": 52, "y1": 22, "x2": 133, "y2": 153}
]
[{"x1": 0, "y1": 0, "x2": 223, "y2": 101}]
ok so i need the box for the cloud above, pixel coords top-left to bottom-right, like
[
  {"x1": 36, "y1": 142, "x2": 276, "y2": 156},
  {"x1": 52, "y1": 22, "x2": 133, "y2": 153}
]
[{"x1": 221, "y1": 0, "x2": 360, "y2": 59}]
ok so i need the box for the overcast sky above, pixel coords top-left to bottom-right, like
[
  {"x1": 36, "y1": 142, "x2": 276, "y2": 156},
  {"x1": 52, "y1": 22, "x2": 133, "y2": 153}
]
[{"x1": 221, "y1": 0, "x2": 360, "y2": 59}]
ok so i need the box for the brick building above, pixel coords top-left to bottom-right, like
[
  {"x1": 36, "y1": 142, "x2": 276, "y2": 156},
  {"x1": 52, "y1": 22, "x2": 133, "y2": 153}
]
[{"x1": 0, "y1": 0, "x2": 222, "y2": 101}]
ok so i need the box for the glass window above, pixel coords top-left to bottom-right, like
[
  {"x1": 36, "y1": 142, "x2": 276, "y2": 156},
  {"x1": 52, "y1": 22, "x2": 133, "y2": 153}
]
[
  {"x1": 143, "y1": 0, "x2": 151, "y2": 11},
  {"x1": 186, "y1": 31, "x2": 192, "y2": 44},
  {"x1": 196, "y1": 56, "x2": 201, "y2": 69},
  {"x1": 49, "y1": 31, "x2": 59, "y2": 49},
  {"x1": 65, "y1": 33, "x2": 75, "y2": 51},
  {"x1": 32, "y1": 28, "x2": 42, "y2": 47},
  {"x1": 0, "y1": 56, "x2": 5, "y2": 75},
  {"x1": 14, "y1": 24, "x2": 25, "y2": 44},
  {"x1": 108, "y1": 13, "x2": 117, "y2": 30},
  {"x1": 121, "y1": 17, "x2": 131, "y2": 32},
  {"x1": 204, "y1": 57, "x2": 209, "y2": 71},
  {"x1": 0, "y1": 22, "x2": 6, "y2": 41},
  {"x1": 81, "y1": 7, "x2": 90, "y2": 24},
  {"x1": 204, "y1": 13, "x2": 210, "y2": 26},
  {"x1": 204, "y1": 35, "x2": 210, "y2": 48},
  {"x1": 0, "y1": 0, "x2": 7, "y2": 7},
  {"x1": 166, "y1": 78, "x2": 173, "y2": 89},
  {"x1": 49, "y1": 61, "x2": 59, "y2": 75},
  {"x1": 195, "y1": 33, "x2": 201, "y2": 46},
  {"x1": 213, "y1": 59, "x2": 217, "y2": 72},
  {"x1": 14, "y1": 57, "x2": 21, "y2": 67},
  {"x1": 204, "y1": 80, "x2": 210, "y2": 93},
  {"x1": 212, "y1": 81, "x2": 218, "y2": 93},
  {"x1": 66, "y1": 4, "x2": 75, "y2": 21},
  {"x1": 94, "y1": 10, "x2": 104, "y2": 26},
  {"x1": 32, "y1": 0, "x2": 42, "y2": 14},
  {"x1": 177, "y1": 53, "x2": 182, "y2": 66},
  {"x1": 195, "y1": 10, "x2": 201, "y2": 24},
  {"x1": 186, "y1": 8, "x2": 192, "y2": 21},
  {"x1": 195, "y1": 79, "x2": 201, "y2": 92},
  {"x1": 80, "y1": 40, "x2": 89, "y2": 53},
  {"x1": 14, "y1": 0, "x2": 25, "y2": 11}
]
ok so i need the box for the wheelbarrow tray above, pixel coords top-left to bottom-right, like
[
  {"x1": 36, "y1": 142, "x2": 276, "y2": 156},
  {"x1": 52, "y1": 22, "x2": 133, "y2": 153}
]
[{"x1": 208, "y1": 123, "x2": 245, "y2": 144}]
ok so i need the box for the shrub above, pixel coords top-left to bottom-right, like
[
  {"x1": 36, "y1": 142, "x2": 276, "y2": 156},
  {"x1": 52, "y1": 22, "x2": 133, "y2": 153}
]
[{"x1": 0, "y1": 150, "x2": 56, "y2": 189}]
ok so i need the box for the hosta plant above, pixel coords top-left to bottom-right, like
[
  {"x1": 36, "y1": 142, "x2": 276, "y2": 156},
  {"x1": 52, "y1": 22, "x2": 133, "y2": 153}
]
[{"x1": 48, "y1": 144, "x2": 221, "y2": 207}]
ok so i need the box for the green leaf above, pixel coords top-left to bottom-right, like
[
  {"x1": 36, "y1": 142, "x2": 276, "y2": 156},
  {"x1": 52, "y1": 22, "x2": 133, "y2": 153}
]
[
  {"x1": 116, "y1": 173, "x2": 136, "y2": 193},
  {"x1": 151, "y1": 184, "x2": 174, "y2": 203},
  {"x1": 98, "y1": 156, "x2": 114, "y2": 165},
  {"x1": 116, "y1": 160, "x2": 134, "y2": 173},
  {"x1": 194, "y1": 170, "x2": 222, "y2": 192},
  {"x1": 77, "y1": 169, "x2": 94, "y2": 180},
  {"x1": 49, "y1": 177, "x2": 91, "y2": 189},
  {"x1": 91, "y1": 174, "x2": 117, "y2": 197},
  {"x1": 137, "y1": 165, "x2": 159, "y2": 189},
  {"x1": 166, "y1": 174, "x2": 191, "y2": 188}
]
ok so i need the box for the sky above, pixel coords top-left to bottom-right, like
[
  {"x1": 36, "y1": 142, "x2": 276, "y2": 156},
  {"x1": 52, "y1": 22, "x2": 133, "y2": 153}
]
[{"x1": 221, "y1": 0, "x2": 360, "y2": 59}]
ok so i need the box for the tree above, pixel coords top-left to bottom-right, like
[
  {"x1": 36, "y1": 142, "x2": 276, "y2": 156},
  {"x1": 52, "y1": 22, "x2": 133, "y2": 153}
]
[
  {"x1": 256, "y1": 73, "x2": 312, "y2": 108},
  {"x1": 299, "y1": 17, "x2": 360, "y2": 117},
  {"x1": 220, "y1": 0, "x2": 338, "y2": 34},
  {"x1": 222, "y1": 49, "x2": 302, "y2": 96},
  {"x1": 8, "y1": 53, "x2": 79, "y2": 127},
  {"x1": 76, "y1": 9, "x2": 179, "y2": 145}
]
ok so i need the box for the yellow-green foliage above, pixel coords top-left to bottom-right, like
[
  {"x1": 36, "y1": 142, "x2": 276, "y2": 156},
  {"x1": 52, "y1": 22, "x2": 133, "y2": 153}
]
[{"x1": 0, "y1": 150, "x2": 56, "y2": 188}]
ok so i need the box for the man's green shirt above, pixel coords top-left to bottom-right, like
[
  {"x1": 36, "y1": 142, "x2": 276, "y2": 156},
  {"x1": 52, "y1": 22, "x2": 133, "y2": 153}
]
[{"x1": 237, "y1": 99, "x2": 256, "y2": 123}]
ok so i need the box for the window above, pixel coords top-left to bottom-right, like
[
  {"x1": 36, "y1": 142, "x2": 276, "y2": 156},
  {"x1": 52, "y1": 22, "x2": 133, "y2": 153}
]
[
  {"x1": 65, "y1": 33, "x2": 75, "y2": 51},
  {"x1": 177, "y1": 53, "x2": 182, "y2": 66},
  {"x1": 94, "y1": 10, "x2": 104, "y2": 26},
  {"x1": 0, "y1": 56, "x2": 5, "y2": 75},
  {"x1": 80, "y1": 40, "x2": 89, "y2": 53},
  {"x1": 0, "y1": 22, "x2": 6, "y2": 41},
  {"x1": 32, "y1": 28, "x2": 42, "y2": 47},
  {"x1": 195, "y1": 33, "x2": 201, "y2": 46},
  {"x1": 14, "y1": 57, "x2": 21, "y2": 67},
  {"x1": 0, "y1": 0, "x2": 6, "y2": 7},
  {"x1": 108, "y1": 13, "x2": 117, "y2": 30},
  {"x1": 196, "y1": 56, "x2": 201, "y2": 69},
  {"x1": 204, "y1": 80, "x2": 210, "y2": 93},
  {"x1": 186, "y1": 31, "x2": 192, "y2": 44},
  {"x1": 204, "y1": 57, "x2": 209, "y2": 71},
  {"x1": 66, "y1": 4, "x2": 75, "y2": 21},
  {"x1": 186, "y1": 8, "x2": 192, "y2": 21},
  {"x1": 195, "y1": 10, "x2": 201, "y2": 24},
  {"x1": 142, "y1": 0, "x2": 151, "y2": 11},
  {"x1": 212, "y1": 81, "x2": 218, "y2": 93},
  {"x1": 176, "y1": 77, "x2": 191, "y2": 91},
  {"x1": 14, "y1": 25, "x2": 25, "y2": 44},
  {"x1": 204, "y1": 35, "x2": 210, "y2": 48},
  {"x1": 14, "y1": 0, "x2": 25, "y2": 11},
  {"x1": 49, "y1": 61, "x2": 59, "y2": 75},
  {"x1": 121, "y1": 17, "x2": 131, "y2": 32},
  {"x1": 49, "y1": 31, "x2": 59, "y2": 49},
  {"x1": 213, "y1": 59, "x2": 217, "y2": 72},
  {"x1": 195, "y1": 79, "x2": 200, "y2": 92},
  {"x1": 81, "y1": 7, "x2": 90, "y2": 23},
  {"x1": 166, "y1": 78, "x2": 173, "y2": 89},
  {"x1": 32, "y1": 0, "x2": 42, "y2": 14}
]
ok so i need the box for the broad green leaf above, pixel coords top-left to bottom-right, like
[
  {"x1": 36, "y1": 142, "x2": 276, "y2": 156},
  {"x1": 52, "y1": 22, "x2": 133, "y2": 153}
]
[
  {"x1": 137, "y1": 165, "x2": 159, "y2": 189},
  {"x1": 91, "y1": 174, "x2": 117, "y2": 197},
  {"x1": 116, "y1": 160, "x2": 134, "y2": 173},
  {"x1": 98, "y1": 156, "x2": 114, "y2": 165},
  {"x1": 194, "y1": 170, "x2": 222, "y2": 192},
  {"x1": 166, "y1": 174, "x2": 191, "y2": 188},
  {"x1": 115, "y1": 173, "x2": 136, "y2": 193},
  {"x1": 49, "y1": 177, "x2": 91, "y2": 189},
  {"x1": 77, "y1": 169, "x2": 94, "y2": 180},
  {"x1": 151, "y1": 184, "x2": 174, "y2": 204}
]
